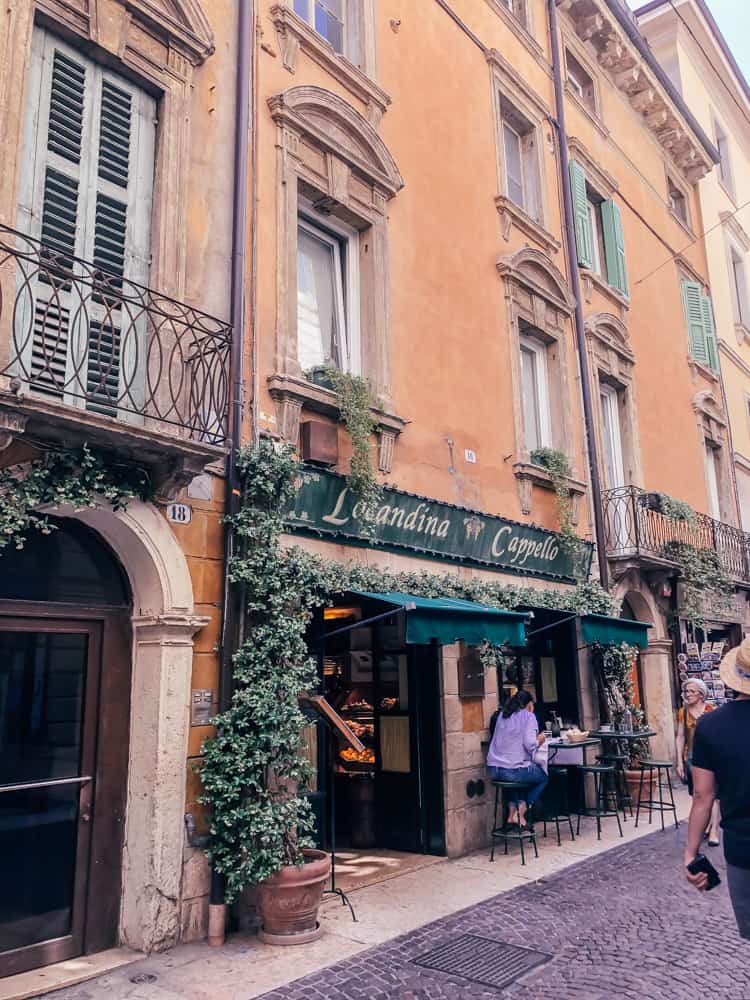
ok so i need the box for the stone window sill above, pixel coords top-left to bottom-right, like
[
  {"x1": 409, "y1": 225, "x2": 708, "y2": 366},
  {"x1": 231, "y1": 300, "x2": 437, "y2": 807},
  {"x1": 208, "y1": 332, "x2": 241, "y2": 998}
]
[
  {"x1": 735, "y1": 322, "x2": 750, "y2": 345},
  {"x1": 495, "y1": 196, "x2": 561, "y2": 257},
  {"x1": 267, "y1": 372, "x2": 408, "y2": 473},
  {"x1": 513, "y1": 461, "x2": 587, "y2": 524},
  {"x1": 270, "y1": 4, "x2": 390, "y2": 125},
  {"x1": 564, "y1": 82, "x2": 609, "y2": 139},
  {"x1": 580, "y1": 268, "x2": 629, "y2": 312},
  {"x1": 687, "y1": 357, "x2": 719, "y2": 384},
  {"x1": 669, "y1": 208, "x2": 694, "y2": 239}
]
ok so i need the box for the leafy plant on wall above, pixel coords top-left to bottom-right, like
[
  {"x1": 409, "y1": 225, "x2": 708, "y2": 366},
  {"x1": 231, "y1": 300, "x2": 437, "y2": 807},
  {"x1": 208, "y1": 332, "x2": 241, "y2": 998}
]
[
  {"x1": 661, "y1": 539, "x2": 734, "y2": 629},
  {"x1": 0, "y1": 444, "x2": 150, "y2": 549},
  {"x1": 307, "y1": 365, "x2": 382, "y2": 524},
  {"x1": 591, "y1": 641, "x2": 649, "y2": 764},
  {"x1": 199, "y1": 440, "x2": 618, "y2": 900},
  {"x1": 530, "y1": 447, "x2": 577, "y2": 546},
  {"x1": 653, "y1": 492, "x2": 697, "y2": 525}
]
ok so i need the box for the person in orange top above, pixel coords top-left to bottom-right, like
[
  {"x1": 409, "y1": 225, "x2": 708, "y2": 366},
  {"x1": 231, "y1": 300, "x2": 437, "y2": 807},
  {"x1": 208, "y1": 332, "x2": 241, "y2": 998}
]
[{"x1": 676, "y1": 678, "x2": 720, "y2": 846}]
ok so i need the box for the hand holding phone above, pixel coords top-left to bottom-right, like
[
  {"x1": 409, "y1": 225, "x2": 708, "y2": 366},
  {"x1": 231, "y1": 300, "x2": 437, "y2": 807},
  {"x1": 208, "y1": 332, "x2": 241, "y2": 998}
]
[{"x1": 686, "y1": 854, "x2": 721, "y2": 891}]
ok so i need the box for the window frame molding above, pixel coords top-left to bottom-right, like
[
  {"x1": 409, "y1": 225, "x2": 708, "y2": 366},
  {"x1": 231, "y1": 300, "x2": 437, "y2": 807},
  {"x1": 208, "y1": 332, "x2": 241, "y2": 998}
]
[
  {"x1": 665, "y1": 169, "x2": 693, "y2": 235},
  {"x1": 712, "y1": 113, "x2": 736, "y2": 204},
  {"x1": 585, "y1": 312, "x2": 643, "y2": 492},
  {"x1": 497, "y1": 247, "x2": 585, "y2": 520},
  {"x1": 562, "y1": 37, "x2": 607, "y2": 137},
  {"x1": 693, "y1": 388, "x2": 736, "y2": 525},
  {"x1": 270, "y1": 3, "x2": 390, "y2": 126},
  {"x1": 267, "y1": 84, "x2": 404, "y2": 464},
  {"x1": 484, "y1": 0, "x2": 546, "y2": 67},
  {"x1": 488, "y1": 48, "x2": 557, "y2": 256},
  {"x1": 519, "y1": 332, "x2": 552, "y2": 453},
  {"x1": 0, "y1": 0, "x2": 215, "y2": 303},
  {"x1": 721, "y1": 213, "x2": 750, "y2": 343}
]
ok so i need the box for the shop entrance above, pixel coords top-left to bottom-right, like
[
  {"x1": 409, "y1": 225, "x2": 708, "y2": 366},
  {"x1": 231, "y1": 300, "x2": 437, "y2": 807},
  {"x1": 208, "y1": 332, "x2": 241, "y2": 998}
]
[
  {"x1": 306, "y1": 599, "x2": 445, "y2": 865},
  {"x1": 0, "y1": 520, "x2": 131, "y2": 977}
]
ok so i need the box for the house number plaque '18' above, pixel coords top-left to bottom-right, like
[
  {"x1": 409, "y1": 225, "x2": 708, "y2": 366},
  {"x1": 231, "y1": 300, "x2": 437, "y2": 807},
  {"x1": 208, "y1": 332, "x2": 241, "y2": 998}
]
[{"x1": 166, "y1": 503, "x2": 192, "y2": 524}]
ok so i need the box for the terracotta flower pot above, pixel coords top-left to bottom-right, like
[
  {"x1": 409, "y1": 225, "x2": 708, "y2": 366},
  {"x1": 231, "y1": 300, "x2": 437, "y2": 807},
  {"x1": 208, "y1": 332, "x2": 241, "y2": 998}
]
[
  {"x1": 257, "y1": 848, "x2": 331, "y2": 946},
  {"x1": 625, "y1": 767, "x2": 657, "y2": 807}
]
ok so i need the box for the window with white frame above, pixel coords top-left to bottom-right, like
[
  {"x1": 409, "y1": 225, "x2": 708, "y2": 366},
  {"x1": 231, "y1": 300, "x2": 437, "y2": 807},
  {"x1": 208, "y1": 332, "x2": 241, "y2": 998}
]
[
  {"x1": 294, "y1": 0, "x2": 345, "y2": 54},
  {"x1": 668, "y1": 177, "x2": 689, "y2": 227},
  {"x1": 729, "y1": 242, "x2": 749, "y2": 327},
  {"x1": 520, "y1": 333, "x2": 551, "y2": 452},
  {"x1": 714, "y1": 117, "x2": 735, "y2": 199},
  {"x1": 497, "y1": 0, "x2": 528, "y2": 28},
  {"x1": 500, "y1": 97, "x2": 540, "y2": 220},
  {"x1": 599, "y1": 383, "x2": 625, "y2": 489},
  {"x1": 586, "y1": 189, "x2": 606, "y2": 277},
  {"x1": 566, "y1": 50, "x2": 596, "y2": 115},
  {"x1": 296, "y1": 214, "x2": 359, "y2": 373},
  {"x1": 704, "y1": 441, "x2": 722, "y2": 520}
]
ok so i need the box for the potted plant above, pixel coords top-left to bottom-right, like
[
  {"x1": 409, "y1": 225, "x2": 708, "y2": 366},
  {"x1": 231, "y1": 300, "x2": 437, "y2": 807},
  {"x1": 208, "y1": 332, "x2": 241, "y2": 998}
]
[
  {"x1": 591, "y1": 642, "x2": 656, "y2": 805},
  {"x1": 200, "y1": 440, "x2": 330, "y2": 945}
]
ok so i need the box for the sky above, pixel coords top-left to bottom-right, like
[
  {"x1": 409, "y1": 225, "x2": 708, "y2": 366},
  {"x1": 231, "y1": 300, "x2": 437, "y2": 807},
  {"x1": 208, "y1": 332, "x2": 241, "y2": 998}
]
[{"x1": 628, "y1": 0, "x2": 750, "y2": 85}]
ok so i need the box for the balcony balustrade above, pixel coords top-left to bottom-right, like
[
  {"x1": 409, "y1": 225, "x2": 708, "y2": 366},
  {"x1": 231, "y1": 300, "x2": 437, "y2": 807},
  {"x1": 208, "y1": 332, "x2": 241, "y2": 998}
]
[
  {"x1": 0, "y1": 224, "x2": 231, "y2": 449},
  {"x1": 602, "y1": 485, "x2": 750, "y2": 584}
]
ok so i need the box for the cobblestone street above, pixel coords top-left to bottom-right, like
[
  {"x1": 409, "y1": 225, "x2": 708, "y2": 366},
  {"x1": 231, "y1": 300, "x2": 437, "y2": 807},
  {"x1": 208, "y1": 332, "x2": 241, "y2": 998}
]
[{"x1": 257, "y1": 827, "x2": 749, "y2": 1000}]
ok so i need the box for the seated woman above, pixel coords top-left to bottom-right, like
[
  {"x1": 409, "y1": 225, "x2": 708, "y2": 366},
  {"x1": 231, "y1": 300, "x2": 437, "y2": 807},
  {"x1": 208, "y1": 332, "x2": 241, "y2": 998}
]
[{"x1": 487, "y1": 690, "x2": 548, "y2": 829}]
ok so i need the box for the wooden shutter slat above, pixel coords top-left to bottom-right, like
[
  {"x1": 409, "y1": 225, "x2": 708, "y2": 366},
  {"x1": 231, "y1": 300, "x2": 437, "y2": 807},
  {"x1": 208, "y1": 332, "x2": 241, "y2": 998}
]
[
  {"x1": 47, "y1": 49, "x2": 85, "y2": 163},
  {"x1": 602, "y1": 198, "x2": 629, "y2": 296},
  {"x1": 682, "y1": 280, "x2": 708, "y2": 364},
  {"x1": 569, "y1": 159, "x2": 594, "y2": 269},
  {"x1": 98, "y1": 80, "x2": 132, "y2": 188},
  {"x1": 701, "y1": 294, "x2": 719, "y2": 372}
]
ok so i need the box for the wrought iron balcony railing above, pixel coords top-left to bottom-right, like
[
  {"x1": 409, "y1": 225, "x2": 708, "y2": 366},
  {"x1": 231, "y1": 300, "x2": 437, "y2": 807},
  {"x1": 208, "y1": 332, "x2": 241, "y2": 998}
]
[
  {"x1": 602, "y1": 485, "x2": 750, "y2": 583},
  {"x1": 0, "y1": 225, "x2": 231, "y2": 446}
]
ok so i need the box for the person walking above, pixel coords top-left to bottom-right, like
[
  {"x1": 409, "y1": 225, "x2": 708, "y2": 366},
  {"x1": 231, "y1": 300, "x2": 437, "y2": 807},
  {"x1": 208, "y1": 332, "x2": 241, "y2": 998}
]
[
  {"x1": 676, "y1": 678, "x2": 720, "y2": 845},
  {"x1": 487, "y1": 690, "x2": 547, "y2": 830},
  {"x1": 684, "y1": 638, "x2": 750, "y2": 941}
]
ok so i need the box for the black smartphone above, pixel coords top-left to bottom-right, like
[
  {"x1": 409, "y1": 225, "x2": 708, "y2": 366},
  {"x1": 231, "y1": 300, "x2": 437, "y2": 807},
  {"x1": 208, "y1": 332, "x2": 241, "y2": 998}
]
[{"x1": 687, "y1": 854, "x2": 721, "y2": 891}]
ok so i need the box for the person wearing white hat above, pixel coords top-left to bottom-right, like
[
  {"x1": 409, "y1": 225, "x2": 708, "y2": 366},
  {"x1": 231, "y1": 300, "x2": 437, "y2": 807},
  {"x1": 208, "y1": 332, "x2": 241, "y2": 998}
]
[{"x1": 684, "y1": 637, "x2": 750, "y2": 941}]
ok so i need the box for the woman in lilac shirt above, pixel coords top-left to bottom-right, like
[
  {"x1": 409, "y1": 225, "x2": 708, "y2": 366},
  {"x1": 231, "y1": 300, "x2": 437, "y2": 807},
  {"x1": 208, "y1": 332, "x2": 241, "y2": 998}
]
[{"x1": 487, "y1": 690, "x2": 548, "y2": 829}]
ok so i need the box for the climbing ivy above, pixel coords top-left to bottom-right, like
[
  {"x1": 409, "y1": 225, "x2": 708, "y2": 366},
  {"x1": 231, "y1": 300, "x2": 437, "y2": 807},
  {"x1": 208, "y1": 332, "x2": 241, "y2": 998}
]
[
  {"x1": 200, "y1": 441, "x2": 617, "y2": 900},
  {"x1": 530, "y1": 447, "x2": 577, "y2": 552},
  {"x1": 653, "y1": 492, "x2": 697, "y2": 525},
  {"x1": 591, "y1": 641, "x2": 649, "y2": 765},
  {"x1": 0, "y1": 444, "x2": 150, "y2": 550},
  {"x1": 662, "y1": 539, "x2": 734, "y2": 629}
]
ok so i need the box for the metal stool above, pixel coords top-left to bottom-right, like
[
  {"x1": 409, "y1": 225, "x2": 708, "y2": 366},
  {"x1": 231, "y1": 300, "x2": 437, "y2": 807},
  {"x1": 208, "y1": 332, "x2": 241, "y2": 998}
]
[
  {"x1": 577, "y1": 765, "x2": 624, "y2": 841},
  {"x1": 596, "y1": 752, "x2": 633, "y2": 820},
  {"x1": 490, "y1": 780, "x2": 539, "y2": 866},
  {"x1": 542, "y1": 766, "x2": 575, "y2": 845},
  {"x1": 635, "y1": 760, "x2": 678, "y2": 831}
]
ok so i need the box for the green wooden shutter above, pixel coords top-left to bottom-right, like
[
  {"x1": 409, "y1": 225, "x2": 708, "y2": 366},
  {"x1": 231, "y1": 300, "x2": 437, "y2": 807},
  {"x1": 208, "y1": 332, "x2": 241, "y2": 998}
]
[
  {"x1": 701, "y1": 294, "x2": 719, "y2": 372},
  {"x1": 682, "y1": 280, "x2": 708, "y2": 364},
  {"x1": 602, "y1": 199, "x2": 629, "y2": 296},
  {"x1": 569, "y1": 159, "x2": 594, "y2": 269}
]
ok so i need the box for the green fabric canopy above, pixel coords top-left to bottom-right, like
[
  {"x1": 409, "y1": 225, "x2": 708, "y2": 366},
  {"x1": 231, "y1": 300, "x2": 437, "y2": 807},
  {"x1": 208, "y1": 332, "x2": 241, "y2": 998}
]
[
  {"x1": 580, "y1": 613, "x2": 652, "y2": 650},
  {"x1": 353, "y1": 591, "x2": 529, "y2": 647}
]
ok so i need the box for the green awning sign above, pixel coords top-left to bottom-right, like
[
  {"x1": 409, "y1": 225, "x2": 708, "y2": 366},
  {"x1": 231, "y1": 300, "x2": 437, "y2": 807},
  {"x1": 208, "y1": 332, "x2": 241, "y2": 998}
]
[
  {"x1": 285, "y1": 469, "x2": 592, "y2": 584},
  {"x1": 580, "y1": 614, "x2": 652, "y2": 649},
  {"x1": 353, "y1": 590, "x2": 529, "y2": 647}
]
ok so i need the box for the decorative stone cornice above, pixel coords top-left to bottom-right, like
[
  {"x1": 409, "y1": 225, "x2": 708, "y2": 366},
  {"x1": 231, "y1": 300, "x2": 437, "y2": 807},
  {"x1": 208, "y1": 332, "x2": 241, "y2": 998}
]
[
  {"x1": 585, "y1": 312, "x2": 634, "y2": 365},
  {"x1": 495, "y1": 196, "x2": 561, "y2": 257},
  {"x1": 497, "y1": 246, "x2": 576, "y2": 315},
  {"x1": 132, "y1": 613, "x2": 211, "y2": 644},
  {"x1": 558, "y1": 0, "x2": 714, "y2": 181},
  {"x1": 513, "y1": 461, "x2": 587, "y2": 525},
  {"x1": 270, "y1": 4, "x2": 390, "y2": 126},
  {"x1": 268, "y1": 85, "x2": 403, "y2": 197}
]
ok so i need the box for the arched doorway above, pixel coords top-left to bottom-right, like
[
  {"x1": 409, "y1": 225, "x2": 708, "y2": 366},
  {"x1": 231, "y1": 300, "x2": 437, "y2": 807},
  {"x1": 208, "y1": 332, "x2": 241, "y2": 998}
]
[{"x1": 0, "y1": 519, "x2": 132, "y2": 976}]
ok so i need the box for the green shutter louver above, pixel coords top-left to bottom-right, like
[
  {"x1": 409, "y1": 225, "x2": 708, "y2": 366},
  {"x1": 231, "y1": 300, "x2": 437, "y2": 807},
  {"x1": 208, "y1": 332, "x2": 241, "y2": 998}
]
[
  {"x1": 682, "y1": 280, "x2": 708, "y2": 364},
  {"x1": 701, "y1": 294, "x2": 719, "y2": 372},
  {"x1": 569, "y1": 159, "x2": 594, "y2": 269},
  {"x1": 602, "y1": 199, "x2": 629, "y2": 297}
]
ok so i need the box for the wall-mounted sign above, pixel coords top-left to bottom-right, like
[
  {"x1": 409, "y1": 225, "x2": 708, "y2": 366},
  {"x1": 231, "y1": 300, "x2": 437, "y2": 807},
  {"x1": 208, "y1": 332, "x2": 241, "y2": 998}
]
[
  {"x1": 191, "y1": 688, "x2": 214, "y2": 726},
  {"x1": 284, "y1": 469, "x2": 591, "y2": 583},
  {"x1": 166, "y1": 503, "x2": 192, "y2": 524}
]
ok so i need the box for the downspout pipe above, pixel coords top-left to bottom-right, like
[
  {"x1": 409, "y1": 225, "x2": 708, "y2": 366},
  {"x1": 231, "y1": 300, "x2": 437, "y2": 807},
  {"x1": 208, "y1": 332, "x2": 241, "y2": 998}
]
[
  {"x1": 547, "y1": 0, "x2": 609, "y2": 590},
  {"x1": 209, "y1": 0, "x2": 253, "y2": 946}
]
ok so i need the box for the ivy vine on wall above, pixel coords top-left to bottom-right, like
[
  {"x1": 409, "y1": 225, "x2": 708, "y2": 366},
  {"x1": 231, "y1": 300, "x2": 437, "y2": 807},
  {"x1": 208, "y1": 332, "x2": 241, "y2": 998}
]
[
  {"x1": 530, "y1": 447, "x2": 577, "y2": 547},
  {"x1": 199, "y1": 440, "x2": 617, "y2": 900},
  {"x1": 0, "y1": 444, "x2": 151, "y2": 550},
  {"x1": 662, "y1": 539, "x2": 734, "y2": 629}
]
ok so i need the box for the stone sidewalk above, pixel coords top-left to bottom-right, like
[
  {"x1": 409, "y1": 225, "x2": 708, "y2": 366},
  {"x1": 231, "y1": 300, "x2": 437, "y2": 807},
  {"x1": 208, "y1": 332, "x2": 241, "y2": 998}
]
[
  {"x1": 257, "y1": 825, "x2": 749, "y2": 1000},
  {"x1": 29, "y1": 788, "x2": 737, "y2": 1000}
]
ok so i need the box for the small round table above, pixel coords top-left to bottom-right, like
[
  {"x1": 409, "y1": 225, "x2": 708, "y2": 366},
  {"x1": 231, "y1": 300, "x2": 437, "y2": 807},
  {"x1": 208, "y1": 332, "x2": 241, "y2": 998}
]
[{"x1": 587, "y1": 730, "x2": 657, "y2": 819}]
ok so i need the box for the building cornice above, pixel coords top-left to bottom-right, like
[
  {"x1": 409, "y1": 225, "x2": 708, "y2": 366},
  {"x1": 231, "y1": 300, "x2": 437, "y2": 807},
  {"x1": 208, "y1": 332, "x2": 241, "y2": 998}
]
[{"x1": 558, "y1": 0, "x2": 716, "y2": 181}]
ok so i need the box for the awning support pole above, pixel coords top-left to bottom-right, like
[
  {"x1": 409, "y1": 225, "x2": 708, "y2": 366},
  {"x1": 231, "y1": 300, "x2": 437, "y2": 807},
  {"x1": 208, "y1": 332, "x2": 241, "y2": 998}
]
[{"x1": 525, "y1": 613, "x2": 579, "y2": 639}]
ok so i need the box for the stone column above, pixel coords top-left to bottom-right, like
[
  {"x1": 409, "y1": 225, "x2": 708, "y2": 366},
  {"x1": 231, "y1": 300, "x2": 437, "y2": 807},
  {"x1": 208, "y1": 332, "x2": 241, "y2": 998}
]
[
  {"x1": 639, "y1": 639, "x2": 677, "y2": 764},
  {"x1": 119, "y1": 613, "x2": 209, "y2": 953}
]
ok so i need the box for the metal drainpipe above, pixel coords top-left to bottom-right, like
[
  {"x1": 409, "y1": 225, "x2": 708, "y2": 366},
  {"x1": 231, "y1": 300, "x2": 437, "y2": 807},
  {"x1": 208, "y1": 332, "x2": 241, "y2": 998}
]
[
  {"x1": 547, "y1": 0, "x2": 609, "y2": 590},
  {"x1": 208, "y1": 0, "x2": 253, "y2": 948}
]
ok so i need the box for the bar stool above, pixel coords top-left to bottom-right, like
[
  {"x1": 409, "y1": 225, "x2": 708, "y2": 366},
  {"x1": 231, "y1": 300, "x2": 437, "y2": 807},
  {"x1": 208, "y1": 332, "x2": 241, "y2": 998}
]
[
  {"x1": 576, "y1": 764, "x2": 624, "y2": 841},
  {"x1": 542, "y1": 766, "x2": 575, "y2": 846},
  {"x1": 490, "y1": 780, "x2": 539, "y2": 866},
  {"x1": 635, "y1": 760, "x2": 679, "y2": 831},
  {"x1": 596, "y1": 752, "x2": 633, "y2": 820}
]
